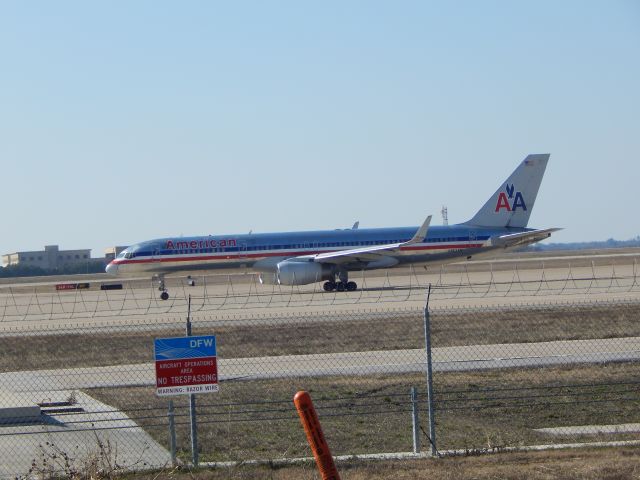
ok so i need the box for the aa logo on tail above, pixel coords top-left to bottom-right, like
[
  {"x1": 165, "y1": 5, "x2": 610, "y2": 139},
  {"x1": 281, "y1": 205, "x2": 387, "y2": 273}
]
[{"x1": 495, "y1": 184, "x2": 527, "y2": 212}]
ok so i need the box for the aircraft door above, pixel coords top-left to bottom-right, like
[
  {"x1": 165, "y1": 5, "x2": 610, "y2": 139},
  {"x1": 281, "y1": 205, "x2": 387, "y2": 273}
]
[
  {"x1": 239, "y1": 242, "x2": 248, "y2": 268},
  {"x1": 152, "y1": 247, "x2": 163, "y2": 270}
]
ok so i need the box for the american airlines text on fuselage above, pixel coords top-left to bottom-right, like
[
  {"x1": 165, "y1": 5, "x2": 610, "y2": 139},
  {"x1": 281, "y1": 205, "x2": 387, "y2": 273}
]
[{"x1": 165, "y1": 238, "x2": 237, "y2": 250}]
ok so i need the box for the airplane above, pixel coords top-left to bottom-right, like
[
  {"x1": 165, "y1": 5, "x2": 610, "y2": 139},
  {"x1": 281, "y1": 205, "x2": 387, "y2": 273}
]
[{"x1": 106, "y1": 154, "x2": 558, "y2": 300}]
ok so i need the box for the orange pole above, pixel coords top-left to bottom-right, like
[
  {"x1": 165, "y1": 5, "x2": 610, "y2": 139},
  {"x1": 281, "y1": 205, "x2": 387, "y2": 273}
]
[{"x1": 294, "y1": 391, "x2": 341, "y2": 480}]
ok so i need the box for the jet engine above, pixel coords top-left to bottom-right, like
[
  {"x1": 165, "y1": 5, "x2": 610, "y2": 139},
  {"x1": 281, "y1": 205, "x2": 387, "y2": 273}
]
[
  {"x1": 257, "y1": 272, "x2": 278, "y2": 285},
  {"x1": 276, "y1": 259, "x2": 333, "y2": 286}
]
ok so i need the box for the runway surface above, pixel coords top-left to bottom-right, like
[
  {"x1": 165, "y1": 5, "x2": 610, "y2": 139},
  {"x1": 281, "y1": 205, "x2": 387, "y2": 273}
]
[
  {"x1": 1, "y1": 249, "x2": 639, "y2": 334},
  {"x1": 2, "y1": 336, "x2": 638, "y2": 392},
  {"x1": 0, "y1": 249, "x2": 638, "y2": 393}
]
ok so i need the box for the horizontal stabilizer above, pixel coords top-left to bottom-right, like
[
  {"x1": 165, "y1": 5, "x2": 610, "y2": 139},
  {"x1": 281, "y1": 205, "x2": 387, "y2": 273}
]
[{"x1": 485, "y1": 228, "x2": 561, "y2": 249}]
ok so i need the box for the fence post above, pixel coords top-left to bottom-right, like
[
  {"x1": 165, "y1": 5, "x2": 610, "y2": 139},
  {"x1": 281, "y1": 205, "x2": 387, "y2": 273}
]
[
  {"x1": 423, "y1": 284, "x2": 437, "y2": 456},
  {"x1": 411, "y1": 386, "x2": 420, "y2": 454},
  {"x1": 186, "y1": 295, "x2": 199, "y2": 467},
  {"x1": 294, "y1": 391, "x2": 341, "y2": 480},
  {"x1": 168, "y1": 400, "x2": 177, "y2": 465}
]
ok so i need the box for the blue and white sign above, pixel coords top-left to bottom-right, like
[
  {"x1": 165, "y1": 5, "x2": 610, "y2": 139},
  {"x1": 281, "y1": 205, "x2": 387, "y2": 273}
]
[{"x1": 154, "y1": 335, "x2": 217, "y2": 361}]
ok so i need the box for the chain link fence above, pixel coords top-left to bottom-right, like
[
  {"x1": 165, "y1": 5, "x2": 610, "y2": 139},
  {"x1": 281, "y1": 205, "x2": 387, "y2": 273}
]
[
  {"x1": 428, "y1": 300, "x2": 640, "y2": 453},
  {"x1": 1, "y1": 282, "x2": 639, "y2": 477}
]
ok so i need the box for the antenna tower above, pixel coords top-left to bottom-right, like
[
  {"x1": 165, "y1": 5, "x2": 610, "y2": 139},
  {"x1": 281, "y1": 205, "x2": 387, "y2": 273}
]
[{"x1": 441, "y1": 205, "x2": 448, "y2": 226}]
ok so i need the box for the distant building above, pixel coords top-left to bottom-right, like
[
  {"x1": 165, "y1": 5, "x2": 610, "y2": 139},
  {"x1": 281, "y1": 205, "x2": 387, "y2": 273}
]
[
  {"x1": 104, "y1": 246, "x2": 128, "y2": 261},
  {"x1": 2, "y1": 245, "x2": 93, "y2": 269}
]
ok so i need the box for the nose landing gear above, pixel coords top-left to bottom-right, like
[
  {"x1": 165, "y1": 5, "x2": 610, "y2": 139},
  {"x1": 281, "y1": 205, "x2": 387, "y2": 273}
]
[
  {"x1": 154, "y1": 274, "x2": 170, "y2": 300},
  {"x1": 153, "y1": 274, "x2": 195, "y2": 300}
]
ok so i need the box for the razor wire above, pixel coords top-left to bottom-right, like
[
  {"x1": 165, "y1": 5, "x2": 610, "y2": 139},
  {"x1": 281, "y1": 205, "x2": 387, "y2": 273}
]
[{"x1": 1, "y1": 258, "x2": 640, "y2": 325}]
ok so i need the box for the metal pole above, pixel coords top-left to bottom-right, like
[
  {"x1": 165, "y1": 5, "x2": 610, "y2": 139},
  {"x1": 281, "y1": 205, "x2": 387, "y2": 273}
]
[
  {"x1": 423, "y1": 284, "x2": 437, "y2": 456},
  {"x1": 411, "y1": 386, "x2": 420, "y2": 454},
  {"x1": 186, "y1": 295, "x2": 199, "y2": 466},
  {"x1": 168, "y1": 400, "x2": 177, "y2": 465}
]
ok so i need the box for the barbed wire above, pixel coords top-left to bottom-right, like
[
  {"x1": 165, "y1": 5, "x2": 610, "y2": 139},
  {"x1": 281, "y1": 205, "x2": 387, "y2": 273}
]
[{"x1": 5, "y1": 379, "x2": 636, "y2": 433}]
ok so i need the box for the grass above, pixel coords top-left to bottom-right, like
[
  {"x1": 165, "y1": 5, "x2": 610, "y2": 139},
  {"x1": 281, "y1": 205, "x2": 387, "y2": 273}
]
[
  {"x1": 19, "y1": 445, "x2": 640, "y2": 479},
  {"x1": 88, "y1": 362, "x2": 640, "y2": 463},
  {"x1": 433, "y1": 364, "x2": 640, "y2": 450},
  {"x1": 2, "y1": 301, "x2": 638, "y2": 471},
  {"x1": 1, "y1": 302, "x2": 639, "y2": 372}
]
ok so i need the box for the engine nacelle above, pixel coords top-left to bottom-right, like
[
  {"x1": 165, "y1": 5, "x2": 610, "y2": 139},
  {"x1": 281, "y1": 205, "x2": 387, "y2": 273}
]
[
  {"x1": 258, "y1": 272, "x2": 278, "y2": 285},
  {"x1": 276, "y1": 260, "x2": 333, "y2": 286}
]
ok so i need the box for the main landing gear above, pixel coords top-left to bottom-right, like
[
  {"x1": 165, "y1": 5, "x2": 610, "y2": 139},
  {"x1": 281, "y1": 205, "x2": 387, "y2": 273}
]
[
  {"x1": 323, "y1": 281, "x2": 357, "y2": 292},
  {"x1": 323, "y1": 271, "x2": 357, "y2": 292}
]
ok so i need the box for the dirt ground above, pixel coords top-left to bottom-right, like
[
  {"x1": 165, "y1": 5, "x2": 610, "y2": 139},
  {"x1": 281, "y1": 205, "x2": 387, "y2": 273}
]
[{"x1": 128, "y1": 446, "x2": 640, "y2": 480}]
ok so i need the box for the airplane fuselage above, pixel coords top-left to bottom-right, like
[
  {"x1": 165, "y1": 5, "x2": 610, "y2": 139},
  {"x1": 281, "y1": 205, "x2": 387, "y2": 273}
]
[{"x1": 107, "y1": 224, "x2": 529, "y2": 276}]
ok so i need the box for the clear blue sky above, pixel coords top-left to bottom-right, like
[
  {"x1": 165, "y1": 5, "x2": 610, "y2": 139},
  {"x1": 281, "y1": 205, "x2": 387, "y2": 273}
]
[{"x1": 1, "y1": 1, "x2": 639, "y2": 256}]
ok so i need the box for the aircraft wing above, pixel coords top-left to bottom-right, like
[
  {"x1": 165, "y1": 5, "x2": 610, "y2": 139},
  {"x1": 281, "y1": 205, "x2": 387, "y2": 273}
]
[
  {"x1": 300, "y1": 216, "x2": 432, "y2": 266},
  {"x1": 484, "y1": 228, "x2": 561, "y2": 249}
]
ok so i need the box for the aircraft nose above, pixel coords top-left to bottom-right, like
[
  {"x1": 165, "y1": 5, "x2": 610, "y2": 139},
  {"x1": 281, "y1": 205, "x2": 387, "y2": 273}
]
[{"x1": 105, "y1": 262, "x2": 118, "y2": 275}]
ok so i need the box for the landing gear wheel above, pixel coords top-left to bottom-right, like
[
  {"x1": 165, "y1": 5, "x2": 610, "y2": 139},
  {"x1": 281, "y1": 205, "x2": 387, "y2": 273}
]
[
  {"x1": 323, "y1": 281, "x2": 336, "y2": 292},
  {"x1": 346, "y1": 281, "x2": 357, "y2": 291},
  {"x1": 336, "y1": 282, "x2": 346, "y2": 292},
  {"x1": 160, "y1": 291, "x2": 169, "y2": 300}
]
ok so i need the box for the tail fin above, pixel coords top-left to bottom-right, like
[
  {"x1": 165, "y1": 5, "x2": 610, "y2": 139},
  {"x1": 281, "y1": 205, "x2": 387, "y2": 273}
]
[{"x1": 464, "y1": 154, "x2": 550, "y2": 228}]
